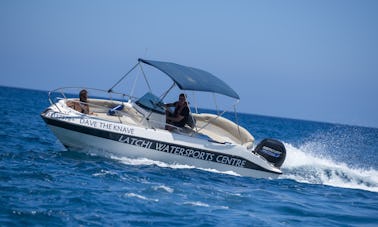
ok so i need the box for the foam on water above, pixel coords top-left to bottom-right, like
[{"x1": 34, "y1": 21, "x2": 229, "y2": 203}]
[
  {"x1": 282, "y1": 142, "x2": 378, "y2": 192},
  {"x1": 183, "y1": 201, "x2": 210, "y2": 207},
  {"x1": 92, "y1": 169, "x2": 118, "y2": 177},
  {"x1": 124, "y1": 193, "x2": 159, "y2": 202},
  {"x1": 112, "y1": 155, "x2": 196, "y2": 169},
  {"x1": 152, "y1": 185, "x2": 174, "y2": 193},
  {"x1": 111, "y1": 155, "x2": 241, "y2": 176}
]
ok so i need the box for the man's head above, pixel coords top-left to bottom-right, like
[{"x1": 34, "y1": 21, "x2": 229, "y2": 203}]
[
  {"x1": 79, "y1": 89, "x2": 88, "y2": 102},
  {"x1": 178, "y1": 93, "x2": 186, "y2": 104}
]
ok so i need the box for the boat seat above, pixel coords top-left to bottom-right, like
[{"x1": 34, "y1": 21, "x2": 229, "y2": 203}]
[{"x1": 192, "y1": 113, "x2": 254, "y2": 147}]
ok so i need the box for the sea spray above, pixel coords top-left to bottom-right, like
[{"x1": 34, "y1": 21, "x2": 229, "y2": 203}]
[{"x1": 282, "y1": 143, "x2": 378, "y2": 192}]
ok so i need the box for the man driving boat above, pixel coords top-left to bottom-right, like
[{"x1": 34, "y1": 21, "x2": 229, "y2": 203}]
[{"x1": 165, "y1": 93, "x2": 189, "y2": 129}]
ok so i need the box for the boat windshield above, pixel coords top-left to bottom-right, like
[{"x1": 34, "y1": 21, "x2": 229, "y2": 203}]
[{"x1": 135, "y1": 92, "x2": 165, "y2": 114}]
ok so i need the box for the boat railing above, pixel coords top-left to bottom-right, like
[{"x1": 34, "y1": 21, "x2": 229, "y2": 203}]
[
  {"x1": 48, "y1": 86, "x2": 146, "y2": 118},
  {"x1": 48, "y1": 87, "x2": 137, "y2": 104}
]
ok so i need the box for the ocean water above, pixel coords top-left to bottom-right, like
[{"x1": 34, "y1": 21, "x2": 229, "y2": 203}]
[{"x1": 1, "y1": 86, "x2": 377, "y2": 226}]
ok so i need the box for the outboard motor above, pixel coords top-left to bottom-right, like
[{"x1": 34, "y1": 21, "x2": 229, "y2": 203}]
[{"x1": 254, "y1": 138, "x2": 286, "y2": 168}]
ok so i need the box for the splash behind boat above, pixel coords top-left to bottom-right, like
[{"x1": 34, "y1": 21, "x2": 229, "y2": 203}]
[{"x1": 41, "y1": 58, "x2": 286, "y2": 178}]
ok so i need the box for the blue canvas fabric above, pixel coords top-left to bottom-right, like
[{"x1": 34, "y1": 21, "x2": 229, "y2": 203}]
[{"x1": 138, "y1": 58, "x2": 240, "y2": 99}]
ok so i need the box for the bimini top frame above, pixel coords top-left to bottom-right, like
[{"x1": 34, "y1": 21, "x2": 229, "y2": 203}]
[
  {"x1": 107, "y1": 58, "x2": 244, "y2": 140},
  {"x1": 108, "y1": 58, "x2": 240, "y2": 100}
]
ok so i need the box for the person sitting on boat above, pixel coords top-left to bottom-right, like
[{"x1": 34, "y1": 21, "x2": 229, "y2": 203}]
[
  {"x1": 67, "y1": 89, "x2": 90, "y2": 114},
  {"x1": 165, "y1": 93, "x2": 190, "y2": 129}
]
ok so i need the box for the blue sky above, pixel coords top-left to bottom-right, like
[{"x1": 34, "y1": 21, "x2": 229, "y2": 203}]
[{"x1": 1, "y1": 0, "x2": 377, "y2": 128}]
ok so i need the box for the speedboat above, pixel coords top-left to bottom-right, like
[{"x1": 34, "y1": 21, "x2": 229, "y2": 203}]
[{"x1": 41, "y1": 58, "x2": 286, "y2": 178}]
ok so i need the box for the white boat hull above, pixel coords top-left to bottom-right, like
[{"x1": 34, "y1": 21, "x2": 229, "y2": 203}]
[{"x1": 42, "y1": 108, "x2": 282, "y2": 179}]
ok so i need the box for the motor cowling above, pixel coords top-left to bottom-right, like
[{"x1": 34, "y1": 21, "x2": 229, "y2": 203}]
[{"x1": 254, "y1": 138, "x2": 286, "y2": 168}]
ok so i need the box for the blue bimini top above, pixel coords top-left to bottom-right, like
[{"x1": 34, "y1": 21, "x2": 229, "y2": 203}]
[{"x1": 138, "y1": 58, "x2": 240, "y2": 99}]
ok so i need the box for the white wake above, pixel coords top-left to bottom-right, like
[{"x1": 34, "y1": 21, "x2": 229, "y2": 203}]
[{"x1": 281, "y1": 142, "x2": 378, "y2": 193}]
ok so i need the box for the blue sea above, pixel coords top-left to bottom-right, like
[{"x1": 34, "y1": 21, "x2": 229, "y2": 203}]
[{"x1": 1, "y1": 86, "x2": 377, "y2": 226}]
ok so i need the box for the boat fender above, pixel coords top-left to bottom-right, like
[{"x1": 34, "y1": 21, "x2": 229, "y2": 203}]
[
  {"x1": 254, "y1": 138, "x2": 286, "y2": 168},
  {"x1": 108, "y1": 104, "x2": 124, "y2": 116}
]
